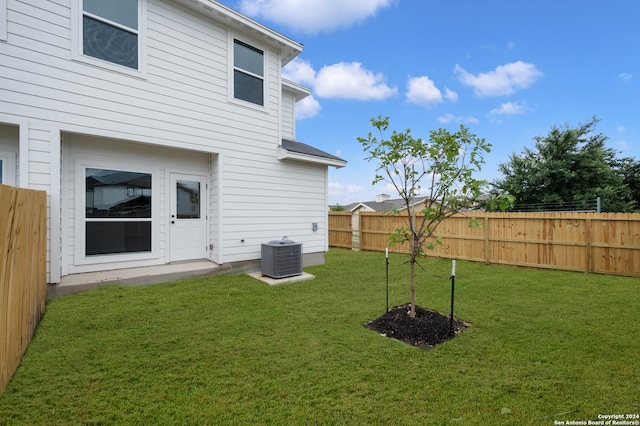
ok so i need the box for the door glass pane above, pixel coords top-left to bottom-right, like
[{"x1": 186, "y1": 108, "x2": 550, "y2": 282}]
[
  {"x1": 84, "y1": 0, "x2": 138, "y2": 30},
  {"x1": 86, "y1": 221, "x2": 151, "y2": 255},
  {"x1": 234, "y1": 40, "x2": 263, "y2": 77},
  {"x1": 176, "y1": 180, "x2": 200, "y2": 219},
  {"x1": 83, "y1": 16, "x2": 138, "y2": 69},
  {"x1": 0, "y1": 159, "x2": 3, "y2": 184}
]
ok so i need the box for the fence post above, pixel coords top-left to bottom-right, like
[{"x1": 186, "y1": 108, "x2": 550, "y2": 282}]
[
  {"x1": 585, "y1": 217, "x2": 592, "y2": 273},
  {"x1": 357, "y1": 212, "x2": 362, "y2": 250},
  {"x1": 484, "y1": 216, "x2": 490, "y2": 264}
]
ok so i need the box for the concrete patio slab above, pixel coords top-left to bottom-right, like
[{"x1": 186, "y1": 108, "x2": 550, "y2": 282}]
[
  {"x1": 246, "y1": 271, "x2": 315, "y2": 286},
  {"x1": 47, "y1": 259, "x2": 261, "y2": 298}
]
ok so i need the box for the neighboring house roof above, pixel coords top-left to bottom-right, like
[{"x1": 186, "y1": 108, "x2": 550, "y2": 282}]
[
  {"x1": 344, "y1": 196, "x2": 431, "y2": 213},
  {"x1": 279, "y1": 139, "x2": 347, "y2": 169}
]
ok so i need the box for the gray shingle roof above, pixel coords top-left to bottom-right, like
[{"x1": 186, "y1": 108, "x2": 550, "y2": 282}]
[
  {"x1": 343, "y1": 196, "x2": 430, "y2": 212},
  {"x1": 281, "y1": 139, "x2": 345, "y2": 162}
]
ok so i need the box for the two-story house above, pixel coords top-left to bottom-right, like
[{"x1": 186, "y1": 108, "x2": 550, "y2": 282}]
[{"x1": 0, "y1": 0, "x2": 346, "y2": 285}]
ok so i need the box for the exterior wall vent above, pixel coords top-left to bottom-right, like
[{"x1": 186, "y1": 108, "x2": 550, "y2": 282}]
[{"x1": 261, "y1": 238, "x2": 302, "y2": 278}]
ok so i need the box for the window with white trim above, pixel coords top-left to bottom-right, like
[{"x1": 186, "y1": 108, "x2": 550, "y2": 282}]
[
  {"x1": 233, "y1": 39, "x2": 264, "y2": 106},
  {"x1": 0, "y1": 151, "x2": 16, "y2": 186},
  {"x1": 85, "y1": 167, "x2": 152, "y2": 256},
  {"x1": 0, "y1": 0, "x2": 7, "y2": 42},
  {"x1": 74, "y1": 0, "x2": 146, "y2": 74}
]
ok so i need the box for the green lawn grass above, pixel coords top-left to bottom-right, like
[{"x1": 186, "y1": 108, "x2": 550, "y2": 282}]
[{"x1": 1, "y1": 249, "x2": 638, "y2": 425}]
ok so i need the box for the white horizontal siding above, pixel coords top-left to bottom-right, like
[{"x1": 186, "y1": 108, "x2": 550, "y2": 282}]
[
  {"x1": 222, "y1": 157, "x2": 328, "y2": 262},
  {"x1": 1, "y1": 0, "x2": 330, "y2": 277},
  {"x1": 281, "y1": 91, "x2": 295, "y2": 140},
  {"x1": 2, "y1": 1, "x2": 281, "y2": 148}
]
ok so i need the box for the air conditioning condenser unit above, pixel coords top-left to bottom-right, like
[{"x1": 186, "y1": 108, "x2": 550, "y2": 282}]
[{"x1": 261, "y1": 238, "x2": 302, "y2": 279}]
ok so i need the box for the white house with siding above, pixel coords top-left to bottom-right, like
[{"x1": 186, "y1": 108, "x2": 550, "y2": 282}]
[{"x1": 0, "y1": 0, "x2": 346, "y2": 285}]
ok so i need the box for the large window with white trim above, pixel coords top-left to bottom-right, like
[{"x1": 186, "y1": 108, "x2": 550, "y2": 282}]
[
  {"x1": 233, "y1": 39, "x2": 264, "y2": 106},
  {"x1": 85, "y1": 167, "x2": 152, "y2": 256},
  {"x1": 74, "y1": 0, "x2": 146, "y2": 74}
]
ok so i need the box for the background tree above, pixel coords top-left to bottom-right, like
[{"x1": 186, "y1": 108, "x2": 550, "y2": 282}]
[
  {"x1": 616, "y1": 157, "x2": 640, "y2": 211},
  {"x1": 494, "y1": 117, "x2": 637, "y2": 212},
  {"x1": 358, "y1": 116, "x2": 507, "y2": 317}
]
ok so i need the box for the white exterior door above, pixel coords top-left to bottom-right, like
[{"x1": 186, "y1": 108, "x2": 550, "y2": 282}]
[{"x1": 170, "y1": 173, "x2": 208, "y2": 262}]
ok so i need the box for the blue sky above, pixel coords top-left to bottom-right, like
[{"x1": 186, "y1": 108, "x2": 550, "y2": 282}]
[{"x1": 218, "y1": 0, "x2": 640, "y2": 205}]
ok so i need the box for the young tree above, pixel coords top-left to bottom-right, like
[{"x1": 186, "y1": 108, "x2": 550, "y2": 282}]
[{"x1": 358, "y1": 116, "x2": 502, "y2": 318}]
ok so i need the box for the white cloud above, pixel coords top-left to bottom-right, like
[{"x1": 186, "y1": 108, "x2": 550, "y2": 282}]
[
  {"x1": 406, "y1": 76, "x2": 442, "y2": 107},
  {"x1": 617, "y1": 126, "x2": 627, "y2": 133},
  {"x1": 281, "y1": 58, "x2": 320, "y2": 119},
  {"x1": 444, "y1": 88, "x2": 458, "y2": 103},
  {"x1": 295, "y1": 95, "x2": 321, "y2": 120},
  {"x1": 455, "y1": 61, "x2": 543, "y2": 97},
  {"x1": 238, "y1": 0, "x2": 394, "y2": 34},
  {"x1": 282, "y1": 58, "x2": 316, "y2": 86},
  {"x1": 281, "y1": 58, "x2": 396, "y2": 115},
  {"x1": 329, "y1": 180, "x2": 366, "y2": 202},
  {"x1": 315, "y1": 62, "x2": 397, "y2": 100},
  {"x1": 438, "y1": 114, "x2": 479, "y2": 124},
  {"x1": 489, "y1": 101, "x2": 528, "y2": 116},
  {"x1": 617, "y1": 72, "x2": 633, "y2": 82}
]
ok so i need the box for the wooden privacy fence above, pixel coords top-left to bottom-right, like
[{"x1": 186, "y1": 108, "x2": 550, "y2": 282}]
[
  {"x1": 328, "y1": 211, "x2": 353, "y2": 249},
  {"x1": 1, "y1": 185, "x2": 47, "y2": 394},
  {"x1": 329, "y1": 211, "x2": 640, "y2": 277}
]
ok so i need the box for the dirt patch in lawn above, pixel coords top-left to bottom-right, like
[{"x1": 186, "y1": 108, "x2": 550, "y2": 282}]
[{"x1": 365, "y1": 304, "x2": 470, "y2": 351}]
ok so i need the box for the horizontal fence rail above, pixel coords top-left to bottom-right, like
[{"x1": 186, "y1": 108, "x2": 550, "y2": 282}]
[
  {"x1": 1, "y1": 185, "x2": 47, "y2": 394},
  {"x1": 329, "y1": 211, "x2": 640, "y2": 277}
]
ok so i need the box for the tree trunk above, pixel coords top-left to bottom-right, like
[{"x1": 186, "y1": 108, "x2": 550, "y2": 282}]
[
  {"x1": 409, "y1": 257, "x2": 416, "y2": 318},
  {"x1": 408, "y1": 208, "x2": 418, "y2": 318},
  {"x1": 409, "y1": 229, "x2": 417, "y2": 318}
]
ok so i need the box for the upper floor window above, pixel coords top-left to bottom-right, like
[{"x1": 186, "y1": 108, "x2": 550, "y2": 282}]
[
  {"x1": 233, "y1": 39, "x2": 264, "y2": 106},
  {"x1": 83, "y1": 0, "x2": 138, "y2": 69},
  {"x1": 73, "y1": 0, "x2": 146, "y2": 75}
]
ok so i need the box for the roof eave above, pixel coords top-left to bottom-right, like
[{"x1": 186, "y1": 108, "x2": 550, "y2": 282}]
[
  {"x1": 277, "y1": 147, "x2": 347, "y2": 169},
  {"x1": 173, "y1": 0, "x2": 302, "y2": 66},
  {"x1": 282, "y1": 79, "x2": 311, "y2": 102}
]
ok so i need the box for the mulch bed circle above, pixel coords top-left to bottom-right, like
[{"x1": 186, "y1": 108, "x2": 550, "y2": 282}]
[{"x1": 365, "y1": 303, "x2": 470, "y2": 351}]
